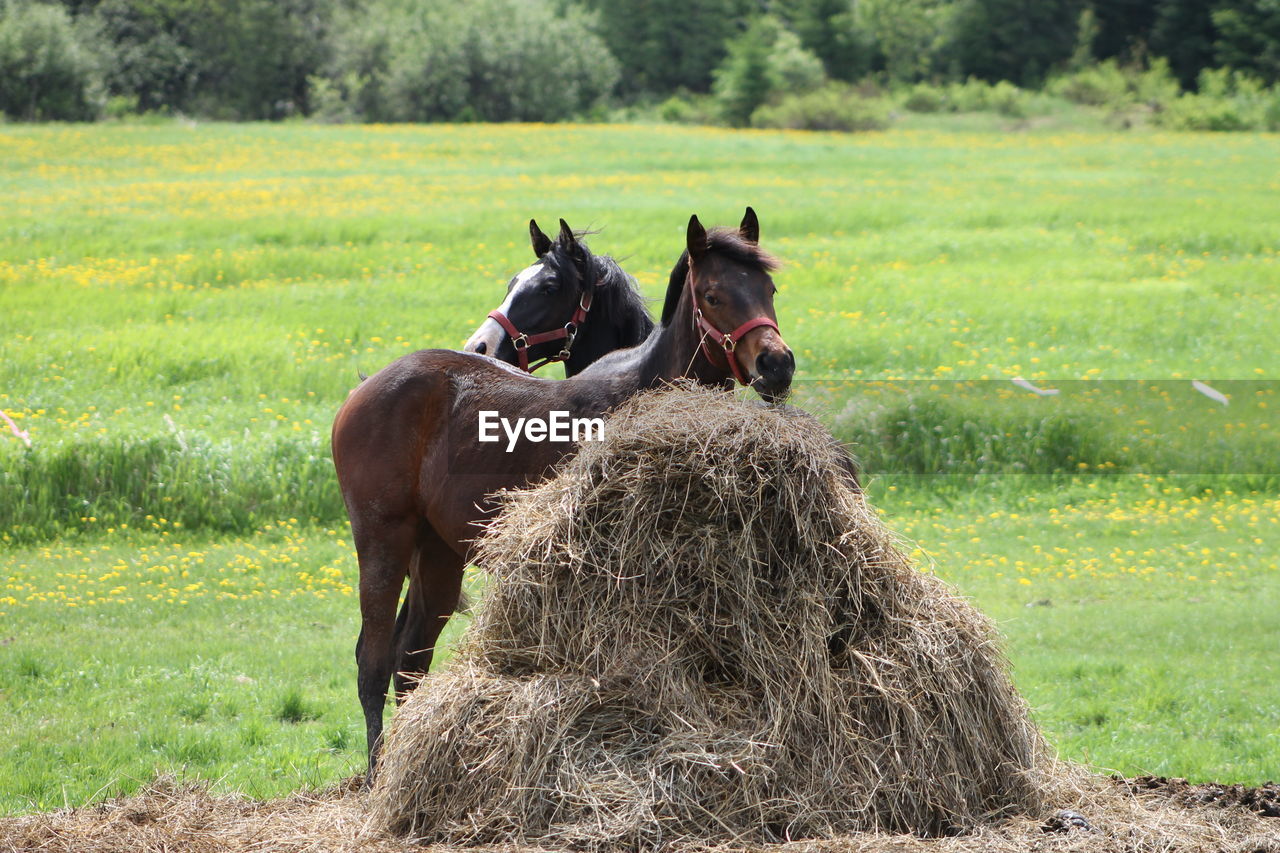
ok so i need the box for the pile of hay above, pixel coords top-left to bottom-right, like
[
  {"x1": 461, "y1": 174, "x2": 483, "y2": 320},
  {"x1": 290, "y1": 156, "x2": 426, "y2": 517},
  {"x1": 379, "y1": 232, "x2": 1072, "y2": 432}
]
[{"x1": 369, "y1": 384, "x2": 1050, "y2": 848}]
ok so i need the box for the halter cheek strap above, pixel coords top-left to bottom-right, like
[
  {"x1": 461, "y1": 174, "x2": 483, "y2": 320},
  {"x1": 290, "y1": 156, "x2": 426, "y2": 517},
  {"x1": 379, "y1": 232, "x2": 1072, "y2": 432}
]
[
  {"x1": 487, "y1": 283, "x2": 594, "y2": 373},
  {"x1": 688, "y1": 275, "x2": 780, "y2": 387}
]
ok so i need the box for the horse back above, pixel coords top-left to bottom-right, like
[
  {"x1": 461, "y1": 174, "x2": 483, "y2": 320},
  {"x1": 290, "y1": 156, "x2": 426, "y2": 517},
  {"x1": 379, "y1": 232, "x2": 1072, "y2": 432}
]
[{"x1": 332, "y1": 349, "x2": 622, "y2": 559}]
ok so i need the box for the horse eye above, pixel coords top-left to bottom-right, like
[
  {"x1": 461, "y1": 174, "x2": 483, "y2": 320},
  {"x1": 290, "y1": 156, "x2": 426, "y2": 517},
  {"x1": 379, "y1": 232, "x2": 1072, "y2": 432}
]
[{"x1": 704, "y1": 293, "x2": 720, "y2": 307}]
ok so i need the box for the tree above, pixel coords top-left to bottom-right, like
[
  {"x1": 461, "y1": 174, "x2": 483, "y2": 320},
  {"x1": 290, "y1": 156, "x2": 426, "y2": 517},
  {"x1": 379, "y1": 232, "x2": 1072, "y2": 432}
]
[
  {"x1": 713, "y1": 17, "x2": 778, "y2": 126},
  {"x1": 367, "y1": 0, "x2": 619, "y2": 122},
  {"x1": 773, "y1": 0, "x2": 871, "y2": 81},
  {"x1": 1090, "y1": 0, "x2": 1159, "y2": 62},
  {"x1": 579, "y1": 0, "x2": 752, "y2": 96},
  {"x1": 180, "y1": 0, "x2": 333, "y2": 118},
  {"x1": 1213, "y1": 0, "x2": 1280, "y2": 85},
  {"x1": 79, "y1": 0, "x2": 335, "y2": 118},
  {"x1": 86, "y1": 0, "x2": 196, "y2": 112},
  {"x1": 857, "y1": 0, "x2": 953, "y2": 81},
  {"x1": 0, "y1": 1, "x2": 103, "y2": 120},
  {"x1": 1150, "y1": 0, "x2": 1219, "y2": 89},
  {"x1": 712, "y1": 16, "x2": 826, "y2": 126},
  {"x1": 943, "y1": 0, "x2": 1086, "y2": 85}
]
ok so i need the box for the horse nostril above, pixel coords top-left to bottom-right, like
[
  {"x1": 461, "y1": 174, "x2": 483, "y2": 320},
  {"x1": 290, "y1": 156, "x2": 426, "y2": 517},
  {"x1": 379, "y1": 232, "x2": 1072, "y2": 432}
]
[
  {"x1": 474, "y1": 342, "x2": 487, "y2": 355},
  {"x1": 756, "y1": 349, "x2": 794, "y2": 383}
]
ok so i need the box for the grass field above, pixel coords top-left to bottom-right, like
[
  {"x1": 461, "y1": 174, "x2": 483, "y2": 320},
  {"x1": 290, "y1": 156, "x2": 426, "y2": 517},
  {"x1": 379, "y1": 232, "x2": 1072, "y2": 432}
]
[{"x1": 1, "y1": 120, "x2": 1277, "y2": 814}]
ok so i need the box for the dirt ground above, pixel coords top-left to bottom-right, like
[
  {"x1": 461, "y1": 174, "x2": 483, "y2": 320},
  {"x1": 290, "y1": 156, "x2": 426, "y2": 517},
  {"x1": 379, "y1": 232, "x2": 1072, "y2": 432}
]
[
  {"x1": 1117, "y1": 775, "x2": 1280, "y2": 819},
  {"x1": 1, "y1": 774, "x2": 1276, "y2": 853}
]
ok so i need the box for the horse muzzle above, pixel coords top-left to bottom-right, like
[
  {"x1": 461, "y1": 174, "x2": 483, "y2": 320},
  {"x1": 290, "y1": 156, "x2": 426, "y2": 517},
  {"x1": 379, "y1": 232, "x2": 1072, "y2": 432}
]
[
  {"x1": 752, "y1": 347, "x2": 795, "y2": 403},
  {"x1": 463, "y1": 318, "x2": 506, "y2": 359}
]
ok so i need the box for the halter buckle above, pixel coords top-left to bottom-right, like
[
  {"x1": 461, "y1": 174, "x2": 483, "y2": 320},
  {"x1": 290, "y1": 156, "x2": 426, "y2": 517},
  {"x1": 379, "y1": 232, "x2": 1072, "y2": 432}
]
[
  {"x1": 512, "y1": 334, "x2": 529, "y2": 350},
  {"x1": 722, "y1": 336, "x2": 736, "y2": 353},
  {"x1": 558, "y1": 324, "x2": 577, "y2": 360}
]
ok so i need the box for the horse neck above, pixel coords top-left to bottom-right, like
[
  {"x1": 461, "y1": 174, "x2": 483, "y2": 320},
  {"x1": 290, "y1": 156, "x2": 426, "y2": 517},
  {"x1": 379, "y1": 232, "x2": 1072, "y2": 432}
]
[
  {"x1": 627, "y1": 283, "x2": 729, "y2": 389},
  {"x1": 564, "y1": 322, "x2": 617, "y2": 376}
]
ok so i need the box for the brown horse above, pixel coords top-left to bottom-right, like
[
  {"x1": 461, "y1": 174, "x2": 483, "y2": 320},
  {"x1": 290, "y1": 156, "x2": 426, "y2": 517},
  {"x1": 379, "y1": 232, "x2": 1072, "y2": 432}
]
[
  {"x1": 385, "y1": 221, "x2": 652, "y2": 682},
  {"x1": 332, "y1": 209, "x2": 794, "y2": 781}
]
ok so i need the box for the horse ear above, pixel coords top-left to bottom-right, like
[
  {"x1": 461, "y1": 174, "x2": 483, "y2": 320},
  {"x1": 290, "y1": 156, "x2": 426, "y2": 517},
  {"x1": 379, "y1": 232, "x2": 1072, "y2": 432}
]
[
  {"x1": 530, "y1": 219, "x2": 552, "y2": 258},
  {"x1": 687, "y1": 214, "x2": 708, "y2": 262},
  {"x1": 560, "y1": 218, "x2": 589, "y2": 269},
  {"x1": 740, "y1": 206, "x2": 759, "y2": 244},
  {"x1": 558, "y1": 218, "x2": 577, "y2": 249}
]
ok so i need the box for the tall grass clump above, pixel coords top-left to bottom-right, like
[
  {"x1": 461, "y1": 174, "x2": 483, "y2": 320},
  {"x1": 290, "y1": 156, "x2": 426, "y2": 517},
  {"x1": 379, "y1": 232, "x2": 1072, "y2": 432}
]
[
  {"x1": 0, "y1": 432, "x2": 343, "y2": 544},
  {"x1": 807, "y1": 380, "x2": 1280, "y2": 489}
]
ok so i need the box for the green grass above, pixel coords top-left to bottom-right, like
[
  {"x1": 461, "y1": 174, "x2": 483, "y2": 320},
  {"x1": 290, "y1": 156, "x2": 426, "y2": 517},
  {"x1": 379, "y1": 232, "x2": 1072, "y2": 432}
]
[
  {"x1": 1, "y1": 484, "x2": 1274, "y2": 813},
  {"x1": 1, "y1": 119, "x2": 1277, "y2": 813}
]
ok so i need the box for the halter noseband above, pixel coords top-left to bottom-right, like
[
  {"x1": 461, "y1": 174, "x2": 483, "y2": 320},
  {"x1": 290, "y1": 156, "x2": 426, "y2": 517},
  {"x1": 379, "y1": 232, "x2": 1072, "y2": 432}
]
[
  {"x1": 487, "y1": 275, "x2": 595, "y2": 373},
  {"x1": 688, "y1": 271, "x2": 780, "y2": 387}
]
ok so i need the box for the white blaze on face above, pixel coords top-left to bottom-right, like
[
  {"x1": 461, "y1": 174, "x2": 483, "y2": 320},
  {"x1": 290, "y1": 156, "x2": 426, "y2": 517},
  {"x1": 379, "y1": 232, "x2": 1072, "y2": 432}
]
[{"x1": 463, "y1": 262, "x2": 544, "y2": 356}]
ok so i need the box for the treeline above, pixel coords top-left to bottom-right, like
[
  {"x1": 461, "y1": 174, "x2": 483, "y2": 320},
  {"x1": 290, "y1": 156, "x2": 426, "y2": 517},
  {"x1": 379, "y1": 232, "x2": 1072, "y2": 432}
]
[{"x1": 3, "y1": 0, "x2": 1280, "y2": 125}]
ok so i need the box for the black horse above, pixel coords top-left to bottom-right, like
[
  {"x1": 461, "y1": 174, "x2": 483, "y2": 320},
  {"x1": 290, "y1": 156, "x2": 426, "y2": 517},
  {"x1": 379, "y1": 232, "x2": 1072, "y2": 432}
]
[{"x1": 463, "y1": 219, "x2": 653, "y2": 376}]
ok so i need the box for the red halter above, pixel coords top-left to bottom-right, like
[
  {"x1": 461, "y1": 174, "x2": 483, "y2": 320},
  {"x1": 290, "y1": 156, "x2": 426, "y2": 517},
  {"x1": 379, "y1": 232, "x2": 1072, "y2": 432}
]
[
  {"x1": 487, "y1": 283, "x2": 594, "y2": 373},
  {"x1": 688, "y1": 273, "x2": 780, "y2": 387}
]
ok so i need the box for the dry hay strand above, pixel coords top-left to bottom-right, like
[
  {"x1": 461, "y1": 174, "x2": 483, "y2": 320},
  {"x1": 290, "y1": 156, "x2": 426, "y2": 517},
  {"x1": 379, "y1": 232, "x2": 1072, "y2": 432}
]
[
  {"x1": 369, "y1": 383, "x2": 1051, "y2": 849},
  {"x1": 0, "y1": 775, "x2": 388, "y2": 853}
]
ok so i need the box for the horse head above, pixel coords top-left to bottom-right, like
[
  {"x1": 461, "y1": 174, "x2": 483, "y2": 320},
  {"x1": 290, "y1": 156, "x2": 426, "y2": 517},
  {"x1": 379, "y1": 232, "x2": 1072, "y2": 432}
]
[
  {"x1": 680, "y1": 207, "x2": 795, "y2": 402},
  {"x1": 463, "y1": 219, "x2": 596, "y2": 373}
]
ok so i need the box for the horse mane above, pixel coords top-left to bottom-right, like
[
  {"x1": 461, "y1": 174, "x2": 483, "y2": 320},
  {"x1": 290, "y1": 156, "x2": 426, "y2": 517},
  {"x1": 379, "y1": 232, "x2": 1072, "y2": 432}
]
[
  {"x1": 660, "y1": 227, "x2": 780, "y2": 326},
  {"x1": 545, "y1": 230, "x2": 653, "y2": 337},
  {"x1": 589, "y1": 254, "x2": 654, "y2": 337}
]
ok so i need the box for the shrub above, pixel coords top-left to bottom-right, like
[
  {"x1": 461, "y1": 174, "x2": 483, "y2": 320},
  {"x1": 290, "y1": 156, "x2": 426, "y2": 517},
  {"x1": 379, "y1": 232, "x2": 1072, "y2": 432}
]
[
  {"x1": 0, "y1": 2, "x2": 103, "y2": 120},
  {"x1": 1134, "y1": 59, "x2": 1181, "y2": 108},
  {"x1": 935, "y1": 77, "x2": 1032, "y2": 117},
  {"x1": 1157, "y1": 67, "x2": 1277, "y2": 131},
  {"x1": 751, "y1": 82, "x2": 890, "y2": 132},
  {"x1": 897, "y1": 77, "x2": 1043, "y2": 118},
  {"x1": 1048, "y1": 58, "x2": 1181, "y2": 111},
  {"x1": 1048, "y1": 59, "x2": 1131, "y2": 106},
  {"x1": 655, "y1": 94, "x2": 718, "y2": 125},
  {"x1": 986, "y1": 80, "x2": 1029, "y2": 117},
  {"x1": 901, "y1": 82, "x2": 945, "y2": 113},
  {"x1": 1264, "y1": 88, "x2": 1280, "y2": 131},
  {"x1": 1159, "y1": 93, "x2": 1256, "y2": 131}
]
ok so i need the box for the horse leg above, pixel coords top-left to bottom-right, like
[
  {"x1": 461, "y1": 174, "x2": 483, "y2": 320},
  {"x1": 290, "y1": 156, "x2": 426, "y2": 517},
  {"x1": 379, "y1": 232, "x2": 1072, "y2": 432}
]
[
  {"x1": 392, "y1": 524, "x2": 465, "y2": 700},
  {"x1": 353, "y1": 518, "x2": 418, "y2": 786}
]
